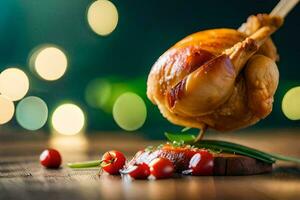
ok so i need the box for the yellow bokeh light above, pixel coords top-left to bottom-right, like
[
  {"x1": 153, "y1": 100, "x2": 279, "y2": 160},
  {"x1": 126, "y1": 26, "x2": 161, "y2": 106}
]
[
  {"x1": 52, "y1": 103, "x2": 85, "y2": 135},
  {"x1": 87, "y1": 0, "x2": 118, "y2": 36},
  {"x1": 0, "y1": 68, "x2": 29, "y2": 101},
  {"x1": 0, "y1": 95, "x2": 15, "y2": 124},
  {"x1": 282, "y1": 86, "x2": 300, "y2": 120},
  {"x1": 34, "y1": 46, "x2": 68, "y2": 81}
]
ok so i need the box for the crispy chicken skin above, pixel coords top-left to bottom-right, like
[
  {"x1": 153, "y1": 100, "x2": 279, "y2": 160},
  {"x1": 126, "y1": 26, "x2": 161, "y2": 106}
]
[{"x1": 147, "y1": 14, "x2": 283, "y2": 131}]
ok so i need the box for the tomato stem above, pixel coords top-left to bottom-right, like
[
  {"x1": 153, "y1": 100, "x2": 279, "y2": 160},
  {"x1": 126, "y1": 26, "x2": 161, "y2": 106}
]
[{"x1": 68, "y1": 160, "x2": 101, "y2": 168}]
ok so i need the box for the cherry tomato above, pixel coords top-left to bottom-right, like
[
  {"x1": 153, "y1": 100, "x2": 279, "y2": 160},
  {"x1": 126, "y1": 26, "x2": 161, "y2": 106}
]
[
  {"x1": 101, "y1": 150, "x2": 126, "y2": 175},
  {"x1": 188, "y1": 149, "x2": 214, "y2": 176},
  {"x1": 40, "y1": 148, "x2": 62, "y2": 169},
  {"x1": 128, "y1": 163, "x2": 150, "y2": 179},
  {"x1": 149, "y1": 157, "x2": 174, "y2": 179}
]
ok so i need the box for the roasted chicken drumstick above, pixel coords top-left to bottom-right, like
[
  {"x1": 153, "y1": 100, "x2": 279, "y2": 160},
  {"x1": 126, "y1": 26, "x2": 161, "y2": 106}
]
[{"x1": 147, "y1": 14, "x2": 283, "y2": 136}]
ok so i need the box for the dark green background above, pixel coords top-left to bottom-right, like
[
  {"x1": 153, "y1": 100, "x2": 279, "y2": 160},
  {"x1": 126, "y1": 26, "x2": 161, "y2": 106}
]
[{"x1": 0, "y1": 0, "x2": 299, "y2": 138}]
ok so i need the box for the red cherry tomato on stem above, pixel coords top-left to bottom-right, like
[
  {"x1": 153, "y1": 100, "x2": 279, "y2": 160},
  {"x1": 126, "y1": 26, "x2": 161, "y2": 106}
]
[
  {"x1": 188, "y1": 149, "x2": 214, "y2": 176},
  {"x1": 40, "y1": 149, "x2": 62, "y2": 169},
  {"x1": 101, "y1": 150, "x2": 126, "y2": 175},
  {"x1": 149, "y1": 157, "x2": 174, "y2": 179}
]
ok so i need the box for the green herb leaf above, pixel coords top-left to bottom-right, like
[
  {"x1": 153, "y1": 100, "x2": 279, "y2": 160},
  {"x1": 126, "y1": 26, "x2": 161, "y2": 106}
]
[
  {"x1": 165, "y1": 132, "x2": 195, "y2": 143},
  {"x1": 194, "y1": 140, "x2": 276, "y2": 164},
  {"x1": 268, "y1": 153, "x2": 300, "y2": 164},
  {"x1": 207, "y1": 148, "x2": 223, "y2": 154},
  {"x1": 145, "y1": 145, "x2": 155, "y2": 152},
  {"x1": 172, "y1": 140, "x2": 185, "y2": 147},
  {"x1": 197, "y1": 140, "x2": 300, "y2": 164}
]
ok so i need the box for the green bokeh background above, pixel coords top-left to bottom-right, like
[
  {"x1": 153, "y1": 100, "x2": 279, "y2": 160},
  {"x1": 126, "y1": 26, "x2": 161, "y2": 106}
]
[{"x1": 0, "y1": 0, "x2": 299, "y2": 138}]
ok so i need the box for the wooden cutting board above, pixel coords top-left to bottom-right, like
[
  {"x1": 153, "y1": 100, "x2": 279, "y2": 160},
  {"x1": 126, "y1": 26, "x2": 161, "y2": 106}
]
[{"x1": 213, "y1": 153, "x2": 272, "y2": 175}]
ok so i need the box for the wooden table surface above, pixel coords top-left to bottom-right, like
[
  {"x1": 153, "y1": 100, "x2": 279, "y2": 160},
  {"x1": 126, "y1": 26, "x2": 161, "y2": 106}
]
[{"x1": 1, "y1": 130, "x2": 300, "y2": 200}]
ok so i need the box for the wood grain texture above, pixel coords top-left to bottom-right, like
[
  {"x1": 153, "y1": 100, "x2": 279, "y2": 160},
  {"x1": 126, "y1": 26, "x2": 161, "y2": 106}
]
[{"x1": 0, "y1": 130, "x2": 300, "y2": 200}]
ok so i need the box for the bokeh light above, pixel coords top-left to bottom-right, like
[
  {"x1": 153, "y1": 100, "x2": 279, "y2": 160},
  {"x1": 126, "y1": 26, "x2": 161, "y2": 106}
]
[
  {"x1": 87, "y1": 0, "x2": 118, "y2": 36},
  {"x1": 32, "y1": 46, "x2": 68, "y2": 81},
  {"x1": 282, "y1": 86, "x2": 300, "y2": 120},
  {"x1": 0, "y1": 68, "x2": 29, "y2": 101},
  {"x1": 84, "y1": 78, "x2": 146, "y2": 113},
  {"x1": 113, "y1": 92, "x2": 147, "y2": 131},
  {"x1": 85, "y1": 78, "x2": 112, "y2": 109},
  {"x1": 0, "y1": 95, "x2": 15, "y2": 124},
  {"x1": 52, "y1": 103, "x2": 85, "y2": 135},
  {"x1": 16, "y1": 96, "x2": 48, "y2": 130}
]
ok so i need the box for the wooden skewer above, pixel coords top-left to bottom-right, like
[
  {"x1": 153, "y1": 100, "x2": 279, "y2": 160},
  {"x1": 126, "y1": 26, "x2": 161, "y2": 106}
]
[{"x1": 270, "y1": 0, "x2": 299, "y2": 18}]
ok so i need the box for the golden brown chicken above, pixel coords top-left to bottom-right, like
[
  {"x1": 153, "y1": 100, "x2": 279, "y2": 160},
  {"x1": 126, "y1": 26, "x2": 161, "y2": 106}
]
[{"x1": 147, "y1": 14, "x2": 283, "y2": 138}]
